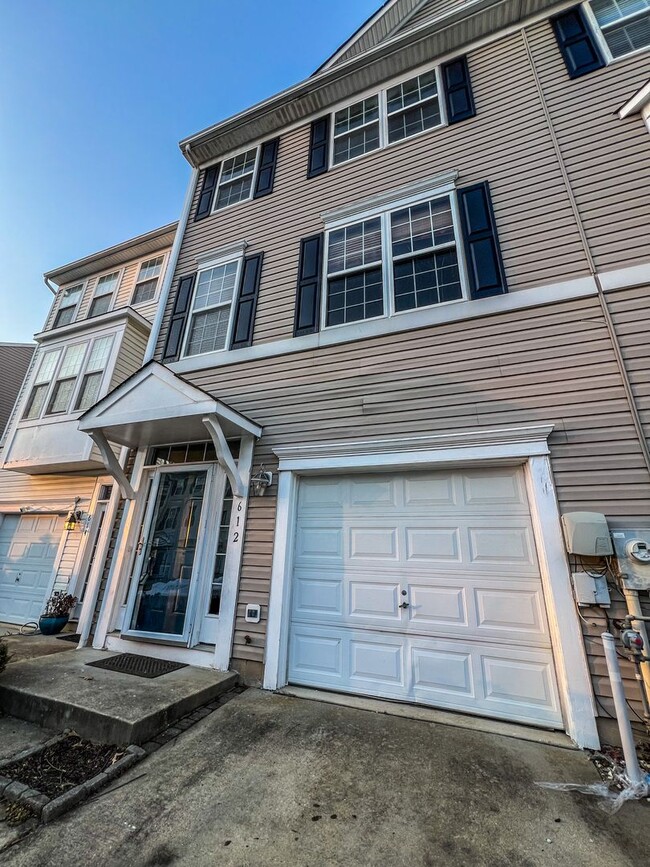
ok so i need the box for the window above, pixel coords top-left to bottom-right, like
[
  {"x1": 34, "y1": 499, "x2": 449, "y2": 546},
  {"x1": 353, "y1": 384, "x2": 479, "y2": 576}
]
[
  {"x1": 53, "y1": 285, "x2": 83, "y2": 328},
  {"x1": 387, "y1": 71, "x2": 441, "y2": 143},
  {"x1": 23, "y1": 349, "x2": 61, "y2": 419},
  {"x1": 333, "y1": 97, "x2": 381, "y2": 164},
  {"x1": 132, "y1": 256, "x2": 164, "y2": 304},
  {"x1": 89, "y1": 272, "x2": 119, "y2": 317},
  {"x1": 183, "y1": 259, "x2": 240, "y2": 357},
  {"x1": 325, "y1": 219, "x2": 383, "y2": 325},
  {"x1": 46, "y1": 343, "x2": 86, "y2": 414},
  {"x1": 589, "y1": 0, "x2": 650, "y2": 57},
  {"x1": 215, "y1": 149, "x2": 258, "y2": 210},
  {"x1": 323, "y1": 191, "x2": 464, "y2": 328},
  {"x1": 74, "y1": 336, "x2": 114, "y2": 411},
  {"x1": 21, "y1": 335, "x2": 114, "y2": 421},
  {"x1": 330, "y1": 68, "x2": 444, "y2": 167},
  {"x1": 209, "y1": 481, "x2": 233, "y2": 615}
]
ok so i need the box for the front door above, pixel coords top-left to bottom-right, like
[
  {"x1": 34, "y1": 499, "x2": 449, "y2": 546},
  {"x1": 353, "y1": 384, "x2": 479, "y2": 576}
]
[{"x1": 123, "y1": 466, "x2": 212, "y2": 643}]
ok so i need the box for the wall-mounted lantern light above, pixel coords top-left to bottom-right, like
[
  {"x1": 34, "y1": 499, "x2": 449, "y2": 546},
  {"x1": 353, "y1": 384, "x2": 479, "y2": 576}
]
[
  {"x1": 250, "y1": 467, "x2": 273, "y2": 497},
  {"x1": 64, "y1": 497, "x2": 83, "y2": 531}
]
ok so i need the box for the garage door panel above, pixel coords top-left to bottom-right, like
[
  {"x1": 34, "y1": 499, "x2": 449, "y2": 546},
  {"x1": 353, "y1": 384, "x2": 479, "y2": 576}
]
[
  {"x1": 289, "y1": 470, "x2": 563, "y2": 729},
  {"x1": 0, "y1": 514, "x2": 64, "y2": 624}
]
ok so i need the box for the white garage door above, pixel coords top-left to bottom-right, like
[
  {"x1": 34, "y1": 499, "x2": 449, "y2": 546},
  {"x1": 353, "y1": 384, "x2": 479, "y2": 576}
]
[
  {"x1": 0, "y1": 515, "x2": 63, "y2": 624},
  {"x1": 288, "y1": 467, "x2": 563, "y2": 728}
]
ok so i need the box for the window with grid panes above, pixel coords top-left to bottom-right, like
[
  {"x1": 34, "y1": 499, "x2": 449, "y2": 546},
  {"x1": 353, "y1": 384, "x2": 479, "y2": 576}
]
[
  {"x1": 184, "y1": 260, "x2": 240, "y2": 356},
  {"x1": 209, "y1": 481, "x2": 233, "y2": 615},
  {"x1": 589, "y1": 0, "x2": 650, "y2": 56},
  {"x1": 325, "y1": 218, "x2": 383, "y2": 326},
  {"x1": 23, "y1": 349, "x2": 62, "y2": 419},
  {"x1": 215, "y1": 149, "x2": 258, "y2": 210},
  {"x1": 132, "y1": 257, "x2": 164, "y2": 304},
  {"x1": 46, "y1": 343, "x2": 86, "y2": 414},
  {"x1": 386, "y1": 71, "x2": 441, "y2": 143},
  {"x1": 332, "y1": 97, "x2": 381, "y2": 164},
  {"x1": 74, "y1": 335, "x2": 114, "y2": 411},
  {"x1": 88, "y1": 272, "x2": 119, "y2": 317},
  {"x1": 53, "y1": 285, "x2": 83, "y2": 328}
]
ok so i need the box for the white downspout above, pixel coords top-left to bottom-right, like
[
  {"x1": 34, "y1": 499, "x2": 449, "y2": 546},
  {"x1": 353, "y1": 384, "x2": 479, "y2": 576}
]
[{"x1": 143, "y1": 157, "x2": 199, "y2": 363}]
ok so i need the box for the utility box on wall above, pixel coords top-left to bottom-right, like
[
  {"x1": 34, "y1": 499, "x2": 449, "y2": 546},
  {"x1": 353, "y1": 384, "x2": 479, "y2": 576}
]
[
  {"x1": 561, "y1": 512, "x2": 613, "y2": 557},
  {"x1": 611, "y1": 528, "x2": 650, "y2": 591}
]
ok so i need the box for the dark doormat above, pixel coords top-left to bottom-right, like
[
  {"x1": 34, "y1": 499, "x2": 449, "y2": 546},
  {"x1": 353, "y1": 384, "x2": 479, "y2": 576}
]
[
  {"x1": 86, "y1": 653, "x2": 188, "y2": 679},
  {"x1": 57, "y1": 634, "x2": 81, "y2": 643}
]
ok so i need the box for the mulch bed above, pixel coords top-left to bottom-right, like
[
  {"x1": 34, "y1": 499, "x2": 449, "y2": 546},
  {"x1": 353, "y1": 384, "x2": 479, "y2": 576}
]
[
  {"x1": 3, "y1": 735, "x2": 125, "y2": 799},
  {"x1": 591, "y1": 741, "x2": 650, "y2": 788}
]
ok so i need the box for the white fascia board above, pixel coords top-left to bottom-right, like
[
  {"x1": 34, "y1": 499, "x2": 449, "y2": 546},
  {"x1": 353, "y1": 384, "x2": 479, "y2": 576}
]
[{"x1": 34, "y1": 307, "x2": 150, "y2": 344}]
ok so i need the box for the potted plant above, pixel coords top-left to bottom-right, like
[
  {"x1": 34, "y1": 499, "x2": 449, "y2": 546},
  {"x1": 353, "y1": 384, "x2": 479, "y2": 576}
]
[{"x1": 39, "y1": 591, "x2": 77, "y2": 636}]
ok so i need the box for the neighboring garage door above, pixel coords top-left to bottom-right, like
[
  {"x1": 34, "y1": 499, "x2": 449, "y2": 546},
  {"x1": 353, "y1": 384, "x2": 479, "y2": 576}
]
[
  {"x1": 288, "y1": 467, "x2": 563, "y2": 728},
  {"x1": 0, "y1": 515, "x2": 63, "y2": 624}
]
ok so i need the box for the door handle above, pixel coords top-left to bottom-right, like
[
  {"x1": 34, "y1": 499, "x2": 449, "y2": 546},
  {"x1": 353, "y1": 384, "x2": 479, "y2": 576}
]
[{"x1": 398, "y1": 601, "x2": 409, "y2": 609}]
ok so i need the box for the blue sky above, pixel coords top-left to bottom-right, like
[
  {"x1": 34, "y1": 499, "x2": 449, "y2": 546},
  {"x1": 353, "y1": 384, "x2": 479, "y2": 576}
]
[{"x1": 0, "y1": 0, "x2": 379, "y2": 342}]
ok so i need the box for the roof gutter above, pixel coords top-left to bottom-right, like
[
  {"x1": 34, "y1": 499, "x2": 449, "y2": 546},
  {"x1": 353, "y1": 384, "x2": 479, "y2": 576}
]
[
  {"x1": 43, "y1": 275, "x2": 57, "y2": 295},
  {"x1": 143, "y1": 154, "x2": 198, "y2": 363}
]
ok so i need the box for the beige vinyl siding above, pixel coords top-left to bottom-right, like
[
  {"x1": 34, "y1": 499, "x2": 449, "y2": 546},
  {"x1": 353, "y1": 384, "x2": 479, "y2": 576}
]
[
  {"x1": 176, "y1": 289, "x2": 650, "y2": 690},
  {"x1": 0, "y1": 345, "x2": 34, "y2": 439},
  {"x1": 108, "y1": 324, "x2": 149, "y2": 392},
  {"x1": 525, "y1": 19, "x2": 650, "y2": 273},
  {"x1": 159, "y1": 31, "x2": 592, "y2": 356},
  {"x1": 0, "y1": 470, "x2": 99, "y2": 599},
  {"x1": 0, "y1": 346, "x2": 36, "y2": 449}
]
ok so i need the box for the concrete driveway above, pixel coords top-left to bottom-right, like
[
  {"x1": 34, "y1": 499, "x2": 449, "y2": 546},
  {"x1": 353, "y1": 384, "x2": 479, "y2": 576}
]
[{"x1": 3, "y1": 689, "x2": 648, "y2": 867}]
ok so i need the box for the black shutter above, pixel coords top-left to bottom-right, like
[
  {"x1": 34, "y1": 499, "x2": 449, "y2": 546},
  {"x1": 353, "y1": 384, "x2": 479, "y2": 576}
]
[
  {"x1": 551, "y1": 7, "x2": 605, "y2": 79},
  {"x1": 230, "y1": 253, "x2": 264, "y2": 350},
  {"x1": 294, "y1": 234, "x2": 323, "y2": 336},
  {"x1": 253, "y1": 139, "x2": 279, "y2": 198},
  {"x1": 457, "y1": 182, "x2": 507, "y2": 300},
  {"x1": 441, "y1": 56, "x2": 475, "y2": 124},
  {"x1": 163, "y1": 274, "x2": 196, "y2": 362},
  {"x1": 307, "y1": 117, "x2": 330, "y2": 178},
  {"x1": 194, "y1": 164, "x2": 220, "y2": 221}
]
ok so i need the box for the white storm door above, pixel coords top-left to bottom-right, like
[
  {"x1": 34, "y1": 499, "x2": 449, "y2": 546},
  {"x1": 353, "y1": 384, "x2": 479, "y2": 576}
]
[
  {"x1": 0, "y1": 514, "x2": 64, "y2": 624},
  {"x1": 288, "y1": 468, "x2": 563, "y2": 728}
]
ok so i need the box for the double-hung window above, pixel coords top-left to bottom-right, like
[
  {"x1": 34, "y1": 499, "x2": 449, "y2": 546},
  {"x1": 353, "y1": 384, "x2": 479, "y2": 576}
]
[
  {"x1": 132, "y1": 256, "x2": 164, "y2": 304},
  {"x1": 331, "y1": 68, "x2": 444, "y2": 167},
  {"x1": 588, "y1": 0, "x2": 650, "y2": 57},
  {"x1": 46, "y1": 343, "x2": 87, "y2": 414},
  {"x1": 183, "y1": 259, "x2": 241, "y2": 357},
  {"x1": 74, "y1": 336, "x2": 114, "y2": 411},
  {"x1": 324, "y1": 191, "x2": 464, "y2": 329},
  {"x1": 89, "y1": 272, "x2": 119, "y2": 317},
  {"x1": 23, "y1": 349, "x2": 62, "y2": 420},
  {"x1": 215, "y1": 149, "x2": 258, "y2": 210},
  {"x1": 53, "y1": 285, "x2": 83, "y2": 328}
]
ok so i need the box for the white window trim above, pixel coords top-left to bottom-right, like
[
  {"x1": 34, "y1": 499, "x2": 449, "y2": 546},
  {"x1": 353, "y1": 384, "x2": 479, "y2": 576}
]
[
  {"x1": 19, "y1": 329, "x2": 120, "y2": 426},
  {"x1": 262, "y1": 426, "x2": 600, "y2": 750},
  {"x1": 88, "y1": 268, "x2": 123, "y2": 319},
  {"x1": 320, "y1": 179, "x2": 468, "y2": 331},
  {"x1": 328, "y1": 63, "x2": 447, "y2": 170},
  {"x1": 131, "y1": 251, "x2": 169, "y2": 307},
  {"x1": 52, "y1": 281, "x2": 86, "y2": 329},
  {"x1": 582, "y1": 0, "x2": 650, "y2": 63},
  {"x1": 181, "y1": 251, "x2": 244, "y2": 359},
  {"x1": 210, "y1": 146, "x2": 261, "y2": 215}
]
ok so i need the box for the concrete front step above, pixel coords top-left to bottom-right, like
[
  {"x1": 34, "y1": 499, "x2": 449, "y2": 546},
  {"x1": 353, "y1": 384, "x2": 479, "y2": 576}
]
[{"x1": 0, "y1": 648, "x2": 238, "y2": 745}]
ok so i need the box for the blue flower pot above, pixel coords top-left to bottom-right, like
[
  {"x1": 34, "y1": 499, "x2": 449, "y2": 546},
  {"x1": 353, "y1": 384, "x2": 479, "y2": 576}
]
[{"x1": 39, "y1": 615, "x2": 69, "y2": 636}]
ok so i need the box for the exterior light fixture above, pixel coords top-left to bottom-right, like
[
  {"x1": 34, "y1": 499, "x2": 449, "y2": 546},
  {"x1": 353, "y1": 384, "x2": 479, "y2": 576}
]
[
  {"x1": 64, "y1": 498, "x2": 83, "y2": 531},
  {"x1": 250, "y1": 467, "x2": 273, "y2": 497}
]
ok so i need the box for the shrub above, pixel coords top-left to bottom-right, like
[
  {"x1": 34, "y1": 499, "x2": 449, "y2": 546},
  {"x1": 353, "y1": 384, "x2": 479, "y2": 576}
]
[
  {"x1": 42, "y1": 591, "x2": 77, "y2": 618},
  {"x1": 0, "y1": 638, "x2": 9, "y2": 674}
]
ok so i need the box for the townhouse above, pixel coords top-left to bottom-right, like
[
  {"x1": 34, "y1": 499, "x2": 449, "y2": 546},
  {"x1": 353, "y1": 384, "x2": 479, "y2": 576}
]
[
  {"x1": 0, "y1": 224, "x2": 176, "y2": 639},
  {"x1": 4, "y1": 0, "x2": 650, "y2": 750}
]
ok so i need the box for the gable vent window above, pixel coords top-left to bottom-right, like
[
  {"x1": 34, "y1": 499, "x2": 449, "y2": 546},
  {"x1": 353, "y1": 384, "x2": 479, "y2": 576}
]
[
  {"x1": 132, "y1": 256, "x2": 164, "y2": 304},
  {"x1": 589, "y1": 0, "x2": 650, "y2": 57},
  {"x1": 53, "y1": 284, "x2": 83, "y2": 328},
  {"x1": 333, "y1": 97, "x2": 381, "y2": 164},
  {"x1": 89, "y1": 272, "x2": 119, "y2": 318},
  {"x1": 387, "y1": 71, "x2": 441, "y2": 143}
]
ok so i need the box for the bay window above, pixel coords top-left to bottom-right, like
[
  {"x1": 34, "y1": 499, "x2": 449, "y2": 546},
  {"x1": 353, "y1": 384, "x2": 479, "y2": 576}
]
[{"x1": 75, "y1": 336, "x2": 115, "y2": 411}]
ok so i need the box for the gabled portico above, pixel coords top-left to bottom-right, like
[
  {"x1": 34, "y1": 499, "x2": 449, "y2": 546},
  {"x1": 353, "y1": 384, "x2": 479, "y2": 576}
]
[{"x1": 76, "y1": 361, "x2": 262, "y2": 670}]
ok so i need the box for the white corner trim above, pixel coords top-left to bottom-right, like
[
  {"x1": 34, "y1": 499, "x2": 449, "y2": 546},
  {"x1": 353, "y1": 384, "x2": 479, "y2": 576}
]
[
  {"x1": 618, "y1": 79, "x2": 650, "y2": 119},
  {"x1": 322, "y1": 170, "x2": 459, "y2": 225},
  {"x1": 524, "y1": 456, "x2": 600, "y2": 749},
  {"x1": 196, "y1": 240, "x2": 248, "y2": 270},
  {"x1": 599, "y1": 262, "x2": 650, "y2": 292},
  {"x1": 274, "y1": 425, "x2": 554, "y2": 470}
]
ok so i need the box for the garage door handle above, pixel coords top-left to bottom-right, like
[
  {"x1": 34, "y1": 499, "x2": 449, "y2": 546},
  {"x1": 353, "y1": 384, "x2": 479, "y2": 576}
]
[{"x1": 398, "y1": 601, "x2": 409, "y2": 609}]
